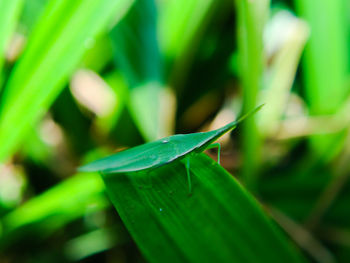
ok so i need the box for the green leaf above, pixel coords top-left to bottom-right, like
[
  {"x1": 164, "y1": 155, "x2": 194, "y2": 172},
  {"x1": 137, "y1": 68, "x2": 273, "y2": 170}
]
[
  {"x1": 64, "y1": 226, "x2": 130, "y2": 261},
  {"x1": 81, "y1": 34, "x2": 114, "y2": 72},
  {"x1": 235, "y1": 0, "x2": 270, "y2": 189},
  {"x1": 0, "y1": 173, "x2": 107, "y2": 248},
  {"x1": 102, "y1": 154, "x2": 307, "y2": 263},
  {"x1": 158, "y1": 0, "x2": 225, "y2": 88},
  {"x1": 111, "y1": 0, "x2": 161, "y2": 87},
  {"x1": 110, "y1": 0, "x2": 174, "y2": 141},
  {"x1": 0, "y1": 0, "x2": 134, "y2": 162},
  {"x1": 20, "y1": 0, "x2": 46, "y2": 33},
  {"x1": 294, "y1": 0, "x2": 349, "y2": 159},
  {"x1": 0, "y1": 0, "x2": 24, "y2": 80},
  {"x1": 158, "y1": 0, "x2": 220, "y2": 60},
  {"x1": 294, "y1": 0, "x2": 348, "y2": 115}
]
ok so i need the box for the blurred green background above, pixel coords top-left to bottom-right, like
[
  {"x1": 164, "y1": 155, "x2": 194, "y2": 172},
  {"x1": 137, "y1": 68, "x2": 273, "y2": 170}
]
[{"x1": 0, "y1": 0, "x2": 350, "y2": 262}]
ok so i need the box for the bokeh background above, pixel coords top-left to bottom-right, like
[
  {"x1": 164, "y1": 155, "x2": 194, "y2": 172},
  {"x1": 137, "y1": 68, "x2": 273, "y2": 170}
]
[{"x1": 0, "y1": 0, "x2": 350, "y2": 262}]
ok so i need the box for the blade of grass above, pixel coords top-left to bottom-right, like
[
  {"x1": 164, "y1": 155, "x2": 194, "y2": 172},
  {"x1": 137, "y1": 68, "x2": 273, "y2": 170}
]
[
  {"x1": 19, "y1": 0, "x2": 46, "y2": 33},
  {"x1": 64, "y1": 226, "x2": 130, "y2": 261},
  {"x1": 81, "y1": 34, "x2": 114, "y2": 73},
  {"x1": 110, "y1": 0, "x2": 174, "y2": 141},
  {"x1": 103, "y1": 153, "x2": 307, "y2": 263},
  {"x1": 294, "y1": 0, "x2": 349, "y2": 160},
  {"x1": 158, "y1": 0, "x2": 226, "y2": 89},
  {"x1": 159, "y1": 0, "x2": 218, "y2": 60},
  {"x1": 0, "y1": 0, "x2": 24, "y2": 82},
  {"x1": 0, "y1": 172, "x2": 108, "y2": 249},
  {"x1": 235, "y1": 0, "x2": 270, "y2": 190},
  {"x1": 0, "y1": 0, "x2": 134, "y2": 162}
]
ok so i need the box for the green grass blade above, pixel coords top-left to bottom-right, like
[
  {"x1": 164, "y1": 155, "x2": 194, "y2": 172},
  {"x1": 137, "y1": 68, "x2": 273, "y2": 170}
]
[
  {"x1": 0, "y1": 0, "x2": 134, "y2": 162},
  {"x1": 0, "y1": 173, "x2": 107, "y2": 248},
  {"x1": 110, "y1": 0, "x2": 173, "y2": 141},
  {"x1": 102, "y1": 154, "x2": 307, "y2": 263},
  {"x1": 64, "y1": 226, "x2": 129, "y2": 261},
  {"x1": 294, "y1": 0, "x2": 349, "y2": 159},
  {"x1": 81, "y1": 34, "x2": 114, "y2": 72},
  {"x1": 159, "y1": 0, "x2": 219, "y2": 61},
  {"x1": 111, "y1": 0, "x2": 160, "y2": 87},
  {"x1": 20, "y1": 0, "x2": 46, "y2": 33},
  {"x1": 158, "y1": 0, "x2": 224, "y2": 88},
  {"x1": 0, "y1": 0, "x2": 24, "y2": 81},
  {"x1": 235, "y1": 0, "x2": 270, "y2": 189}
]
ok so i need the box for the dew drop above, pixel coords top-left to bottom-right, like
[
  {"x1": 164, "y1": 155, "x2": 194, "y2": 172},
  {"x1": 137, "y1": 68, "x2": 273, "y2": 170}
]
[
  {"x1": 162, "y1": 138, "x2": 169, "y2": 144},
  {"x1": 159, "y1": 208, "x2": 163, "y2": 212}
]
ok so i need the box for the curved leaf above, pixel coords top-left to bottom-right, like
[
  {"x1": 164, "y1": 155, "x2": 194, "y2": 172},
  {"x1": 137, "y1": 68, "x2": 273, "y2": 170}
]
[
  {"x1": 0, "y1": 0, "x2": 134, "y2": 162},
  {"x1": 110, "y1": 0, "x2": 173, "y2": 141},
  {"x1": 103, "y1": 154, "x2": 307, "y2": 263}
]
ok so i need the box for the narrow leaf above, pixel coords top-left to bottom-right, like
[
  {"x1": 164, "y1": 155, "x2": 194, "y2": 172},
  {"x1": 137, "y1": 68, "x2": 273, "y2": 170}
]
[
  {"x1": 0, "y1": 0, "x2": 134, "y2": 162},
  {"x1": 158, "y1": 0, "x2": 225, "y2": 88},
  {"x1": 103, "y1": 154, "x2": 307, "y2": 263},
  {"x1": 158, "y1": 0, "x2": 220, "y2": 60},
  {"x1": 0, "y1": 0, "x2": 24, "y2": 80},
  {"x1": 235, "y1": 0, "x2": 269, "y2": 189},
  {"x1": 0, "y1": 173, "x2": 107, "y2": 248},
  {"x1": 294, "y1": 0, "x2": 349, "y2": 159},
  {"x1": 110, "y1": 0, "x2": 174, "y2": 141}
]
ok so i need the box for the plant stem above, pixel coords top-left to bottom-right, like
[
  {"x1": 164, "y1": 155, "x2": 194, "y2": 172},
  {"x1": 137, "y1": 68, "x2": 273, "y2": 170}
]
[{"x1": 235, "y1": 0, "x2": 269, "y2": 190}]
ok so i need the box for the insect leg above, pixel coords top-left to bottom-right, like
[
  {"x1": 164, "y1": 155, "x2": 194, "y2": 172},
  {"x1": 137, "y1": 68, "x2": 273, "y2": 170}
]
[
  {"x1": 206, "y1": 143, "x2": 221, "y2": 164},
  {"x1": 185, "y1": 157, "x2": 192, "y2": 195}
]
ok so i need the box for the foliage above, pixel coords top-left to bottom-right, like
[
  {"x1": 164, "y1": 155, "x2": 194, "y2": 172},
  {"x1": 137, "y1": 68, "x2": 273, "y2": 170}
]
[{"x1": 0, "y1": 0, "x2": 349, "y2": 262}]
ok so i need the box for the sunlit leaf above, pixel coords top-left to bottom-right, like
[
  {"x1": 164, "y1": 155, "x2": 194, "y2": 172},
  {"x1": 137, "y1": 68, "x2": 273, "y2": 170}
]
[
  {"x1": 0, "y1": 0, "x2": 24, "y2": 81},
  {"x1": 0, "y1": 0, "x2": 134, "y2": 162},
  {"x1": 0, "y1": 173, "x2": 107, "y2": 248},
  {"x1": 294, "y1": 0, "x2": 349, "y2": 159}
]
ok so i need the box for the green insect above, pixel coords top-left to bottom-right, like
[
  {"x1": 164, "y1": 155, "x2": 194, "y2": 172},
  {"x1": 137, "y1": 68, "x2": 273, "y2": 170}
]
[{"x1": 79, "y1": 105, "x2": 263, "y2": 193}]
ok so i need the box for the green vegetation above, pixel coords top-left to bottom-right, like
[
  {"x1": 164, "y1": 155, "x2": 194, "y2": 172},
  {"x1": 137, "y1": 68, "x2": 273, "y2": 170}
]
[{"x1": 0, "y1": 0, "x2": 349, "y2": 262}]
